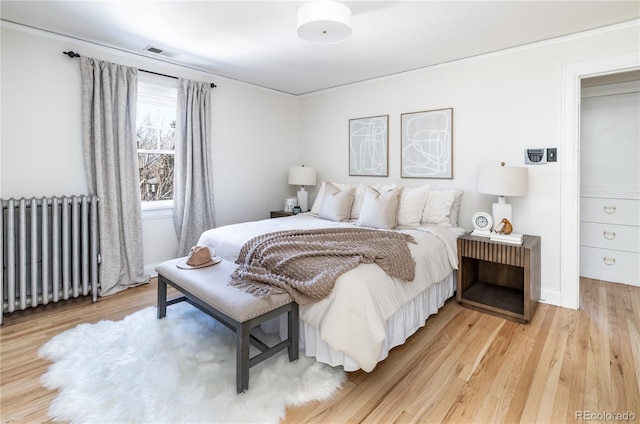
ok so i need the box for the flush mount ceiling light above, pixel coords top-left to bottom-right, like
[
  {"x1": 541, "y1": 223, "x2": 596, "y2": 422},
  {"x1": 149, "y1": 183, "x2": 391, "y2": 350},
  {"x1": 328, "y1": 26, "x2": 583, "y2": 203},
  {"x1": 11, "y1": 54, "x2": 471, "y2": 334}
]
[{"x1": 297, "y1": 0, "x2": 352, "y2": 43}]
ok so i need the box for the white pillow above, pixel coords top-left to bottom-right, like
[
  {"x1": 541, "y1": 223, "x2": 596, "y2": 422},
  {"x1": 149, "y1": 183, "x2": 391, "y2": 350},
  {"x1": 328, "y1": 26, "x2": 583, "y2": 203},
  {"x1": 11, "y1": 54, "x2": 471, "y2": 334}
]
[
  {"x1": 350, "y1": 182, "x2": 397, "y2": 220},
  {"x1": 319, "y1": 182, "x2": 355, "y2": 222},
  {"x1": 421, "y1": 189, "x2": 458, "y2": 226},
  {"x1": 350, "y1": 183, "x2": 366, "y2": 220},
  {"x1": 357, "y1": 186, "x2": 402, "y2": 229},
  {"x1": 310, "y1": 181, "x2": 352, "y2": 215},
  {"x1": 448, "y1": 190, "x2": 464, "y2": 226},
  {"x1": 397, "y1": 185, "x2": 430, "y2": 227},
  {"x1": 372, "y1": 182, "x2": 398, "y2": 192}
]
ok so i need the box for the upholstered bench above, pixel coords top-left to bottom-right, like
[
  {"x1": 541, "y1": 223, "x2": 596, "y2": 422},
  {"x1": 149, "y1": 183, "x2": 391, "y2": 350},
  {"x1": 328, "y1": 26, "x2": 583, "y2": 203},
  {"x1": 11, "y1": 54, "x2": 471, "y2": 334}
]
[{"x1": 155, "y1": 258, "x2": 299, "y2": 393}]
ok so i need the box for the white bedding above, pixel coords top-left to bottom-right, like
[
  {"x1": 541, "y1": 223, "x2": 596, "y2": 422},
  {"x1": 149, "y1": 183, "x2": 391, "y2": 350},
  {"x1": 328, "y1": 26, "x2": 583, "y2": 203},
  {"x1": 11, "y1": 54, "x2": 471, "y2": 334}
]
[{"x1": 198, "y1": 213, "x2": 462, "y2": 372}]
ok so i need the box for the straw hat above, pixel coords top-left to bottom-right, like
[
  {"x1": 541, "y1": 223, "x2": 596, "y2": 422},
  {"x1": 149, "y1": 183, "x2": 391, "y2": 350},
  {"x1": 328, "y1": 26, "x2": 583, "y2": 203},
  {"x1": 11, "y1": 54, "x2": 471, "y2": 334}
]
[{"x1": 176, "y1": 246, "x2": 221, "y2": 269}]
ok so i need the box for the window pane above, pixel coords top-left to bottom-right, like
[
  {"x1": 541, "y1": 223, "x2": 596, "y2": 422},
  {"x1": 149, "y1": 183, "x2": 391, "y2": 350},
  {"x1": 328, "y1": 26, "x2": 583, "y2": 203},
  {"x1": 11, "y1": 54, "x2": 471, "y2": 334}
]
[
  {"x1": 137, "y1": 127, "x2": 159, "y2": 150},
  {"x1": 159, "y1": 125, "x2": 176, "y2": 150},
  {"x1": 138, "y1": 105, "x2": 166, "y2": 128},
  {"x1": 138, "y1": 153, "x2": 174, "y2": 201},
  {"x1": 136, "y1": 103, "x2": 153, "y2": 127},
  {"x1": 158, "y1": 105, "x2": 176, "y2": 127}
]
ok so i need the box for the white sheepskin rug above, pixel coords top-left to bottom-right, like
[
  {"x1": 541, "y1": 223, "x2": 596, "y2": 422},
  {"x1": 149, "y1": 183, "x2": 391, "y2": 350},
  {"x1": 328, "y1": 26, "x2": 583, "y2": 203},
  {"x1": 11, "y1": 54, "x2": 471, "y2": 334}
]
[{"x1": 38, "y1": 303, "x2": 346, "y2": 423}]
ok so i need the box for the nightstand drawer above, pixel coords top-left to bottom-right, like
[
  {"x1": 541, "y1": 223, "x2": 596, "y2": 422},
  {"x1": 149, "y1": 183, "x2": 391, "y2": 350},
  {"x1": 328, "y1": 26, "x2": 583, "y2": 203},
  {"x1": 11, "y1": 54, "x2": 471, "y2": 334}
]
[
  {"x1": 580, "y1": 246, "x2": 640, "y2": 286},
  {"x1": 580, "y1": 197, "x2": 639, "y2": 226},
  {"x1": 580, "y1": 222, "x2": 640, "y2": 253}
]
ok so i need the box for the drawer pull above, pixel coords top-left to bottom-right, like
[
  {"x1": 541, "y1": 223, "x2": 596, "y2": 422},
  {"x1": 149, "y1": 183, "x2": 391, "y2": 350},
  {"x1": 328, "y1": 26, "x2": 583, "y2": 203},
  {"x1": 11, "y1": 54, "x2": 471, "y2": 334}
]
[
  {"x1": 602, "y1": 231, "x2": 616, "y2": 240},
  {"x1": 603, "y1": 257, "x2": 616, "y2": 266},
  {"x1": 603, "y1": 205, "x2": 616, "y2": 214}
]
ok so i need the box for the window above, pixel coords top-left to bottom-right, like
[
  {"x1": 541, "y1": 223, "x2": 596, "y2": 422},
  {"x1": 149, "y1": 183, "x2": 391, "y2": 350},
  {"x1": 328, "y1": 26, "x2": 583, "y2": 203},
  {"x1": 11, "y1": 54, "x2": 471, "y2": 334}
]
[{"x1": 136, "y1": 81, "x2": 178, "y2": 203}]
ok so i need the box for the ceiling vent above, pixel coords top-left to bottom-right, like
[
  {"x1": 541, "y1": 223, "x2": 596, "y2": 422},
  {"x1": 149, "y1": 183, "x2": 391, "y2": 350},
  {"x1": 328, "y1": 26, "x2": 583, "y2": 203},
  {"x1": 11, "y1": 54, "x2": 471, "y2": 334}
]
[{"x1": 143, "y1": 45, "x2": 179, "y2": 58}]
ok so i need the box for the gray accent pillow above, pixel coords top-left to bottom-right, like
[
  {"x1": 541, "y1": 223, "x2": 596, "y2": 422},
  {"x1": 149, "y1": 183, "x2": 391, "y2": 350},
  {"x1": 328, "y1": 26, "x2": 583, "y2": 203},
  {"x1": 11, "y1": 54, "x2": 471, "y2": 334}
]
[
  {"x1": 357, "y1": 186, "x2": 402, "y2": 229},
  {"x1": 319, "y1": 182, "x2": 355, "y2": 222}
]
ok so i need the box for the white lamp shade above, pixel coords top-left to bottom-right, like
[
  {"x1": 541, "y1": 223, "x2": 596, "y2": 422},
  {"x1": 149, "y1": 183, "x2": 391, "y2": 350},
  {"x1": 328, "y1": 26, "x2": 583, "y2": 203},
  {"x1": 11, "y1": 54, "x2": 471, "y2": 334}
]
[
  {"x1": 477, "y1": 164, "x2": 528, "y2": 232},
  {"x1": 288, "y1": 166, "x2": 317, "y2": 186},
  {"x1": 297, "y1": 0, "x2": 352, "y2": 43},
  {"x1": 477, "y1": 165, "x2": 528, "y2": 197}
]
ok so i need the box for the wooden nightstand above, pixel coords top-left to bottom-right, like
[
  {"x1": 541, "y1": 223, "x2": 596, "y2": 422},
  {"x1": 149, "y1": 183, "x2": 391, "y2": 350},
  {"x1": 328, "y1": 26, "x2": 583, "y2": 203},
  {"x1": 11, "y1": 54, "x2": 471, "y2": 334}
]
[
  {"x1": 457, "y1": 233, "x2": 541, "y2": 323},
  {"x1": 270, "y1": 210, "x2": 294, "y2": 218}
]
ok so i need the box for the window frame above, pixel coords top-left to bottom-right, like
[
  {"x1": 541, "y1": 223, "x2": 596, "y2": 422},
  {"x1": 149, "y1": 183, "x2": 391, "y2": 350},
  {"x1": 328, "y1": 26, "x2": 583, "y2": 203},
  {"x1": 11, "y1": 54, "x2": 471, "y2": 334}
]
[{"x1": 137, "y1": 76, "x2": 178, "y2": 211}]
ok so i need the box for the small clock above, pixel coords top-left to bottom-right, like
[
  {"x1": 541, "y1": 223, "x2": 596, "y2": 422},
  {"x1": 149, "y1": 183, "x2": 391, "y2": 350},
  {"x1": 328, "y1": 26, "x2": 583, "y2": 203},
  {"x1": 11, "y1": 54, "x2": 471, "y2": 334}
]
[{"x1": 471, "y1": 212, "x2": 493, "y2": 237}]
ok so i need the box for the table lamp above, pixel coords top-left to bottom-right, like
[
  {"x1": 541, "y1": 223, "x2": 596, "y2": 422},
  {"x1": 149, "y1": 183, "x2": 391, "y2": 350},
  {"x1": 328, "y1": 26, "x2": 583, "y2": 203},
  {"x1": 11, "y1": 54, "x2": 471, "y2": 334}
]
[
  {"x1": 288, "y1": 165, "x2": 317, "y2": 212},
  {"x1": 477, "y1": 162, "x2": 528, "y2": 232}
]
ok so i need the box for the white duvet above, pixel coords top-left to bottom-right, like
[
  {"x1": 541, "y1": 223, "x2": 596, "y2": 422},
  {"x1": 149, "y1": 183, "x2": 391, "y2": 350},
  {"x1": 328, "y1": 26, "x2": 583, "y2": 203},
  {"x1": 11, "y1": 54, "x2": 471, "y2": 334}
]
[{"x1": 198, "y1": 213, "x2": 460, "y2": 372}]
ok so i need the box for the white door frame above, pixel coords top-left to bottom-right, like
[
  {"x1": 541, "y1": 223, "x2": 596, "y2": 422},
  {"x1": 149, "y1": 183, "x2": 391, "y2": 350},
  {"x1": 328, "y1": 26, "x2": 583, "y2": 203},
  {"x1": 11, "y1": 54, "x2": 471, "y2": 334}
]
[{"x1": 560, "y1": 53, "x2": 640, "y2": 309}]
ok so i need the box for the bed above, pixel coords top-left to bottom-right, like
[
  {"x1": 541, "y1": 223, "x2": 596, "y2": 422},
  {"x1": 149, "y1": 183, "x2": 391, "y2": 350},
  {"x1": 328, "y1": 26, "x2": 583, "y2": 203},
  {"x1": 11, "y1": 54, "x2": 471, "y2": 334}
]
[{"x1": 198, "y1": 182, "x2": 465, "y2": 372}]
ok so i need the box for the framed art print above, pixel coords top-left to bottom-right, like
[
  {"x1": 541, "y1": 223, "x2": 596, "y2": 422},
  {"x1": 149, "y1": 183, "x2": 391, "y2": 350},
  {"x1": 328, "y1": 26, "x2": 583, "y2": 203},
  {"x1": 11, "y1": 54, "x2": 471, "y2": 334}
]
[
  {"x1": 401, "y1": 108, "x2": 453, "y2": 179},
  {"x1": 349, "y1": 115, "x2": 388, "y2": 176}
]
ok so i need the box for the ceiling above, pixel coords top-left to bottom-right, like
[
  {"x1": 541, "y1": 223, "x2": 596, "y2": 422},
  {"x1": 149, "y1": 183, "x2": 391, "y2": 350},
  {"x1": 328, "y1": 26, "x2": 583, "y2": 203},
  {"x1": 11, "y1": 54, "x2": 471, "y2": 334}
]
[{"x1": 2, "y1": 1, "x2": 638, "y2": 95}]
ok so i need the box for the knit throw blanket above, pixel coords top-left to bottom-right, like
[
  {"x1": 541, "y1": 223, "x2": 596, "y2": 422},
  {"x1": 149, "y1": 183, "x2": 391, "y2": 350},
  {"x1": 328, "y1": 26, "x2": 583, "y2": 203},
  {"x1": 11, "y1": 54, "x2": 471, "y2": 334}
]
[{"x1": 230, "y1": 227, "x2": 416, "y2": 304}]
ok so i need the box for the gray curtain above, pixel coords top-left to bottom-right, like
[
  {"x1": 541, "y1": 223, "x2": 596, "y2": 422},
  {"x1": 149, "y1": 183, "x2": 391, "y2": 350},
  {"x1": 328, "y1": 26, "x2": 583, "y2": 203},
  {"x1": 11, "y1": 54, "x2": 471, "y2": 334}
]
[
  {"x1": 174, "y1": 79, "x2": 216, "y2": 256},
  {"x1": 80, "y1": 57, "x2": 149, "y2": 296}
]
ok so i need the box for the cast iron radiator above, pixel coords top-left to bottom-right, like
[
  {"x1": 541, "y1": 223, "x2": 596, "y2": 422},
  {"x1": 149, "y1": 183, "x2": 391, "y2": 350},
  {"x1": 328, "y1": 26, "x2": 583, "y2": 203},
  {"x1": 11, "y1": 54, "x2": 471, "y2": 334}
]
[{"x1": 1, "y1": 195, "x2": 100, "y2": 324}]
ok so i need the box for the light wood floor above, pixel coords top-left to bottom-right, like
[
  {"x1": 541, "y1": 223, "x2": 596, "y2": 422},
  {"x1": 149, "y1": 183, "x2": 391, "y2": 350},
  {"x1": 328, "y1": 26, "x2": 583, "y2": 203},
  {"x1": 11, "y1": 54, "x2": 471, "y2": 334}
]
[{"x1": 1, "y1": 278, "x2": 638, "y2": 423}]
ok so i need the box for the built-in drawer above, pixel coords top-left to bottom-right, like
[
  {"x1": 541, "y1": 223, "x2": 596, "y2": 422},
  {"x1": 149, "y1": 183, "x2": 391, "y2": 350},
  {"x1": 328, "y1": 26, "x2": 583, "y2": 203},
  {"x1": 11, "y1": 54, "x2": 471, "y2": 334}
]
[
  {"x1": 580, "y1": 197, "x2": 639, "y2": 226},
  {"x1": 580, "y1": 246, "x2": 640, "y2": 286},
  {"x1": 580, "y1": 222, "x2": 640, "y2": 253}
]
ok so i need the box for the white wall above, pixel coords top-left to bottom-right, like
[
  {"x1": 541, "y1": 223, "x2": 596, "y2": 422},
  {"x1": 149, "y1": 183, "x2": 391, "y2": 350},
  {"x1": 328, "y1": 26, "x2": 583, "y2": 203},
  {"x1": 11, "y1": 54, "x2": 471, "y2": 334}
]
[
  {"x1": 297, "y1": 22, "x2": 640, "y2": 303},
  {"x1": 1, "y1": 23, "x2": 299, "y2": 275},
  {"x1": 1, "y1": 26, "x2": 88, "y2": 197}
]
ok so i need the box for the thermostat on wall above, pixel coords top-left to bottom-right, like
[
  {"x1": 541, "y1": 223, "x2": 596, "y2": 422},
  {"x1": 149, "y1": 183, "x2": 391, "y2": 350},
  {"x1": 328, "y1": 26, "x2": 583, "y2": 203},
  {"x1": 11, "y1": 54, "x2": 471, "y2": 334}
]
[{"x1": 525, "y1": 148, "x2": 547, "y2": 164}]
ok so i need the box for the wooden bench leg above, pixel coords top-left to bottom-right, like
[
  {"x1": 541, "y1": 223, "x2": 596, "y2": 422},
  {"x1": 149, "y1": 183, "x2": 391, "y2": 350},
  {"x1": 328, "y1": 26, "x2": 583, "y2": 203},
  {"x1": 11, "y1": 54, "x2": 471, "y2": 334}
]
[
  {"x1": 237, "y1": 321, "x2": 250, "y2": 393},
  {"x1": 288, "y1": 303, "x2": 299, "y2": 362},
  {"x1": 157, "y1": 275, "x2": 167, "y2": 319}
]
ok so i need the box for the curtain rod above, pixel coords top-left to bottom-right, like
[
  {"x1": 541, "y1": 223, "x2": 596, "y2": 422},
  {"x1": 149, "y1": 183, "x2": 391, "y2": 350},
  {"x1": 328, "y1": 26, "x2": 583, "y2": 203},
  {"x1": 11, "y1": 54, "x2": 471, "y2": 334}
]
[{"x1": 63, "y1": 51, "x2": 217, "y2": 88}]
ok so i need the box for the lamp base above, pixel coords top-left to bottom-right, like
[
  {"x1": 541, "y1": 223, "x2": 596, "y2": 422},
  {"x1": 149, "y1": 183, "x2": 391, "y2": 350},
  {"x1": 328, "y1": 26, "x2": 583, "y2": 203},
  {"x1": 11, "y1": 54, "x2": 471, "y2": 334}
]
[
  {"x1": 297, "y1": 187, "x2": 309, "y2": 212},
  {"x1": 491, "y1": 197, "x2": 512, "y2": 231}
]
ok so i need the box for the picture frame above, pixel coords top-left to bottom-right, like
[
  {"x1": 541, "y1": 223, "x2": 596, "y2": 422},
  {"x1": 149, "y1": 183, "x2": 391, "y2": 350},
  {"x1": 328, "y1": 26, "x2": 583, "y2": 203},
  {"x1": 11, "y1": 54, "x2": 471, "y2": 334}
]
[
  {"x1": 349, "y1": 115, "x2": 389, "y2": 177},
  {"x1": 401, "y1": 108, "x2": 453, "y2": 179},
  {"x1": 284, "y1": 197, "x2": 297, "y2": 212}
]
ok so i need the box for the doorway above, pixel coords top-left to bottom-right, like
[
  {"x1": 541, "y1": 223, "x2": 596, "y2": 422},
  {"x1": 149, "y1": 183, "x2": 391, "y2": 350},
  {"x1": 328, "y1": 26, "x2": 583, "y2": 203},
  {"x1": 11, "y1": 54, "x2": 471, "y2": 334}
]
[
  {"x1": 559, "y1": 53, "x2": 639, "y2": 310},
  {"x1": 579, "y1": 71, "x2": 640, "y2": 288}
]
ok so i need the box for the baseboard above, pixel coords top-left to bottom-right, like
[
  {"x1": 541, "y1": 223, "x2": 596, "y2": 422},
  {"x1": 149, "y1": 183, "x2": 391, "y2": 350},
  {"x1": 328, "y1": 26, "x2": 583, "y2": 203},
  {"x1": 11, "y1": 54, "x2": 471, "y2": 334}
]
[
  {"x1": 539, "y1": 288, "x2": 562, "y2": 307},
  {"x1": 144, "y1": 264, "x2": 160, "y2": 278}
]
